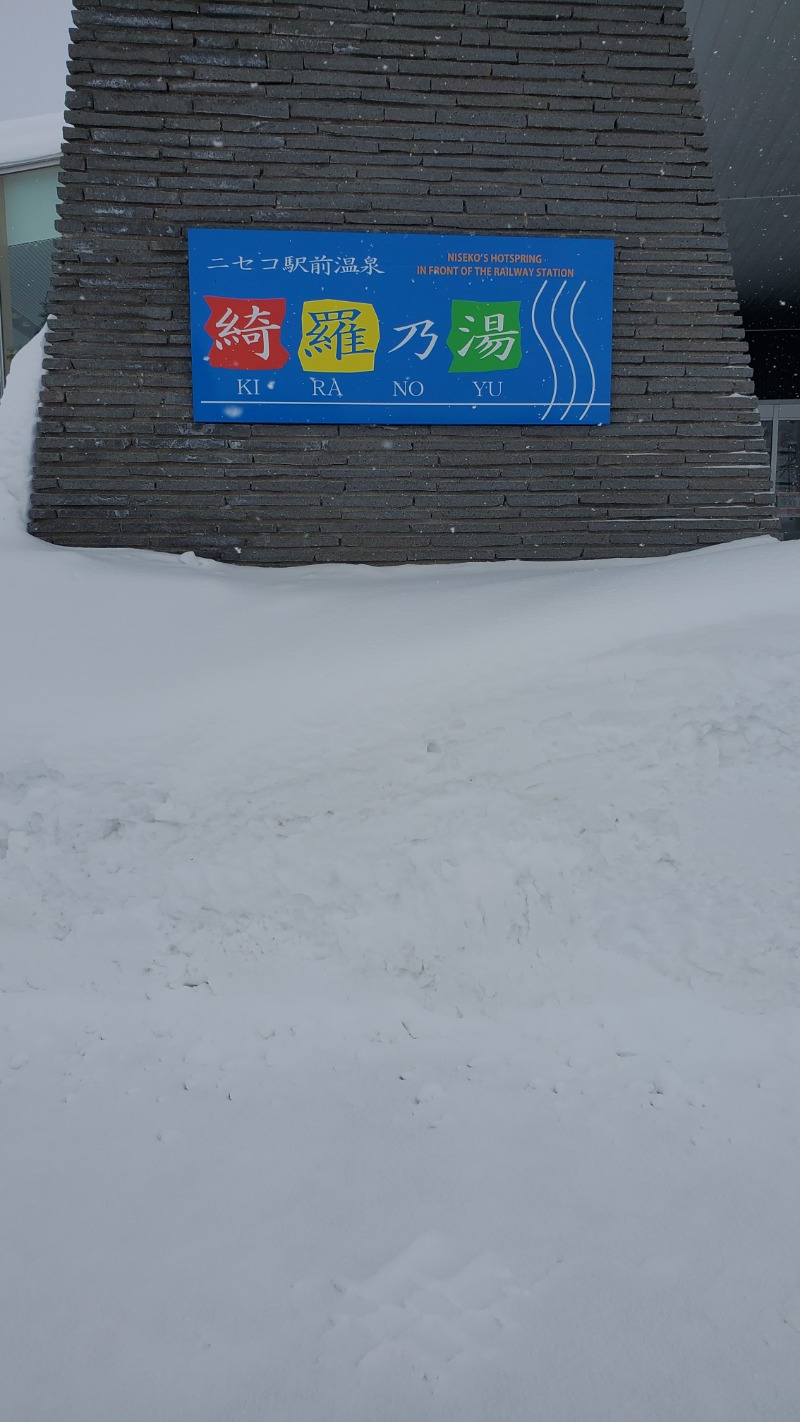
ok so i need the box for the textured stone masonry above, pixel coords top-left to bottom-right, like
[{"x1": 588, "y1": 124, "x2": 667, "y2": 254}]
[{"x1": 30, "y1": 0, "x2": 777, "y2": 563}]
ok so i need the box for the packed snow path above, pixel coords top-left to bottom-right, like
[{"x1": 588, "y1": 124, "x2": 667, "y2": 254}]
[{"x1": 2, "y1": 337, "x2": 800, "y2": 1420}]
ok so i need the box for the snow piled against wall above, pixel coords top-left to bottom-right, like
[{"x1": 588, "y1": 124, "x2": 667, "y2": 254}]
[
  {"x1": 0, "y1": 326, "x2": 45, "y2": 532},
  {"x1": 1, "y1": 337, "x2": 800, "y2": 1421}
]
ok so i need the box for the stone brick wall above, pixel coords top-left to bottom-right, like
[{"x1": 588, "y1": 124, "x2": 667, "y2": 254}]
[{"x1": 29, "y1": 0, "x2": 777, "y2": 563}]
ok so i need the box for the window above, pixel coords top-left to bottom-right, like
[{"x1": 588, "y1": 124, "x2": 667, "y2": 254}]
[
  {"x1": 0, "y1": 163, "x2": 59, "y2": 382},
  {"x1": 759, "y1": 401, "x2": 800, "y2": 532},
  {"x1": 776, "y1": 419, "x2": 800, "y2": 519}
]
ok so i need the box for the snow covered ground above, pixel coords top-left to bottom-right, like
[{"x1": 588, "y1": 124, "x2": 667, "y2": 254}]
[{"x1": 2, "y1": 335, "x2": 800, "y2": 1421}]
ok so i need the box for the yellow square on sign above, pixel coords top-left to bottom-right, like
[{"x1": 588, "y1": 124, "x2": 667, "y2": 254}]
[{"x1": 298, "y1": 300, "x2": 380, "y2": 373}]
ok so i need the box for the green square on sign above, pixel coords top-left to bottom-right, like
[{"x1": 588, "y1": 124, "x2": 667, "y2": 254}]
[{"x1": 447, "y1": 299, "x2": 523, "y2": 373}]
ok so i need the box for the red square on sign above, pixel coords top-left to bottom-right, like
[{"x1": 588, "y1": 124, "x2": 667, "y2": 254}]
[{"x1": 203, "y1": 296, "x2": 290, "y2": 370}]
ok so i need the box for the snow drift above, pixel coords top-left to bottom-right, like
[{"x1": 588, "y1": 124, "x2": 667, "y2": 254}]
[{"x1": 1, "y1": 338, "x2": 800, "y2": 1421}]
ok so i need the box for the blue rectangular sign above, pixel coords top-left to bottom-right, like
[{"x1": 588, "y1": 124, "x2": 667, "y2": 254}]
[{"x1": 188, "y1": 230, "x2": 614, "y2": 426}]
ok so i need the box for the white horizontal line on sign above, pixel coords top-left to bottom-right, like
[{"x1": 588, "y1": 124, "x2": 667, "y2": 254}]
[{"x1": 200, "y1": 401, "x2": 611, "y2": 408}]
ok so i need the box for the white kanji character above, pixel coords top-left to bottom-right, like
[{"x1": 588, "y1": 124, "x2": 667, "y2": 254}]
[
  {"x1": 213, "y1": 303, "x2": 281, "y2": 362},
  {"x1": 388, "y1": 319, "x2": 438, "y2": 361},
  {"x1": 457, "y1": 311, "x2": 519, "y2": 362}
]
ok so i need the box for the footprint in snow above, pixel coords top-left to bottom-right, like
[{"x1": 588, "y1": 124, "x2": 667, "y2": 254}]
[{"x1": 320, "y1": 1233, "x2": 525, "y2": 1378}]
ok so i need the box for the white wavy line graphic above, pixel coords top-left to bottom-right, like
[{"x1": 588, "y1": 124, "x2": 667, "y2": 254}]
[
  {"x1": 559, "y1": 281, "x2": 586, "y2": 421},
  {"x1": 569, "y1": 282, "x2": 596, "y2": 421},
  {"x1": 531, "y1": 281, "x2": 559, "y2": 422},
  {"x1": 548, "y1": 283, "x2": 575, "y2": 426}
]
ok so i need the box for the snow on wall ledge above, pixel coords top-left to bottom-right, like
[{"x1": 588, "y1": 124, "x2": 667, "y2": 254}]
[
  {"x1": 30, "y1": 0, "x2": 777, "y2": 565},
  {"x1": 0, "y1": 113, "x2": 64, "y2": 172}
]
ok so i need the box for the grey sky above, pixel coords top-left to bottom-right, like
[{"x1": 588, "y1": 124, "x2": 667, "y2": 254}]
[{"x1": 0, "y1": 0, "x2": 73, "y2": 122}]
